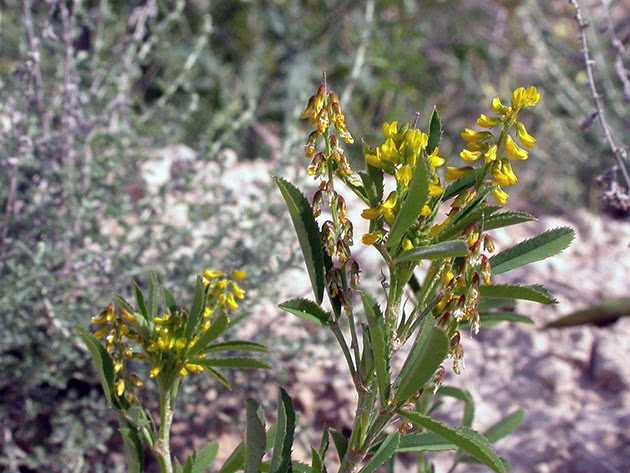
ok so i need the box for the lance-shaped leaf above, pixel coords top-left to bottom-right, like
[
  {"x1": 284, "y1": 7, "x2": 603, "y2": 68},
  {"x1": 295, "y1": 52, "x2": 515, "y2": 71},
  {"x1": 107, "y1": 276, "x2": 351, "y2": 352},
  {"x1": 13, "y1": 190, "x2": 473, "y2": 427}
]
[
  {"x1": 205, "y1": 341, "x2": 267, "y2": 354},
  {"x1": 452, "y1": 188, "x2": 492, "y2": 226},
  {"x1": 427, "y1": 107, "x2": 442, "y2": 153},
  {"x1": 461, "y1": 312, "x2": 534, "y2": 329},
  {"x1": 360, "y1": 166, "x2": 384, "y2": 207},
  {"x1": 76, "y1": 327, "x2": 115, "y2": 405},
  {"x1": 460, "y1": 409, "x2": 524, "y2": 465},
  {"x1": 188, "y1": 314, "x2": 230, "y2": 356},
  {"x1": 436, "y1": 207, "x2": 500, "y2": 242},
  {"x1": 311, "y1": 448, "x2": 325, "y2": 473},
  {"x1": 395, "y1": 241, "x2": 468, "y2": 264},
  {"x1": 119, "y1": 426, "x2": 144, "y2": 473},
  {"x1": 436, "y1": 386, "x2": 475, "y2": 428},
  {"x1": 490, "y1": 227, "x2": 574, "y2": 275},
  {"x1": 218, "y1": 442, "x2": 245, "y2": 473},
  {"x1": 399, "y1": 411, "x2": 508, "y2": 473},
  {"x1": 189, "y1": 442, "x2": 219, "y2": 473},
  {"x1": 394, "y1": 321, "x2": 449, "y2": 405},
  {"x1": 196, "y1": 357, "x2": 270, "y2": 370},
  {"x1": 480, "y1": 284, "x2": 557, "y2": 305},
  {"x1": 133, "y1": 282, "x2": 149, "y2": 320},
  {"x1": 186, "y1": 276, "x2": 206, "y2": 339},
  {"x1": 544, "y1": 298, "x2": 630, "y2": 329},
  {"x1": 484, "y1": 211, "x2": 536, "y2": 231},
  {"x1": 274, "y1": 176, "x2": 326, "y2": 303},
  {"x1": 396, "y1": 432, "x2": 456, "y2": 453},
  {"x1": 270, "y1": 388, "x2": 296, "y2": 473},
  {"x1": 279, "y1": 298, "x2": 330, "y2": 326},
  {"x1": 245, "y1": 400, "x2": 266, "y2": 473},
  {"x1": 330, "y1": 429, "x2": 348, "y2": 464},
  {"x1": 148, "y1": 272, "x2": 160, "y2": 318},
  {"x1": 362, "y1": 292, "x2": 390, "y2": 405},
  {"x1": 387, "y1": 157, "x2": 430, "y2": 251},
  {"x1": 359, "y1": 432, "x2": 400, "y2": 473},
  {"x1": 204, "y1": 367, "x2": 231, "y2": 390}
]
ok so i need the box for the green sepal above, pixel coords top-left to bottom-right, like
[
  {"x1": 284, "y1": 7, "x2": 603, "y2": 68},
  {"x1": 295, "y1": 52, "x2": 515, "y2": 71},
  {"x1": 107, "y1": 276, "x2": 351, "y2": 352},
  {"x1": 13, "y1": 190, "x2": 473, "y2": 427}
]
[
  {"x1": 442, "y1": 169, "x2": 483, "y2": 200},
  {"x1": 274, "y1": 176, "x2": 326, "y2": 304}
]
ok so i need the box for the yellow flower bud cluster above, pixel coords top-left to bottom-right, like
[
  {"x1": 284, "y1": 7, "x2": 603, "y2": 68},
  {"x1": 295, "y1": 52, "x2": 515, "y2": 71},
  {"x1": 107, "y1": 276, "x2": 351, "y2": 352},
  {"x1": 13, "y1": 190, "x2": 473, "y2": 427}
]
[
  {"x1": 360, "y1": 121, "x2": 446, "y2": 247},
  {"x1": 446, "y1": 86, "x2": 540, "y2": 206},
  {"x1": 202, "y1": 269, "x2": 246, "y2": 313}
]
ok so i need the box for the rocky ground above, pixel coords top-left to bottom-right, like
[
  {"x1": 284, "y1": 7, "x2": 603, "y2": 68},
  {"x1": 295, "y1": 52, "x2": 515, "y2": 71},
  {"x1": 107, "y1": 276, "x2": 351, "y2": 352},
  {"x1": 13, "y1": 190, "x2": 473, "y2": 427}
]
[{"x1": 153, "y1": 153, "x2": 630, "y2": 473}]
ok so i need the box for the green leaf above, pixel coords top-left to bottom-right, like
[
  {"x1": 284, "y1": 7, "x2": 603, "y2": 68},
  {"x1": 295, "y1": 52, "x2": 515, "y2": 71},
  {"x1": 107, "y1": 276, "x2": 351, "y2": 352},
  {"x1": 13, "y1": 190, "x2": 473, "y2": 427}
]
[
  {"x1": 360, "y1": 167, "x2": 384, "y2": 207},
  {"x1": 205, "y1": 341, "x2": 268, "y2": 354},
  {"x1": 362, "y1": 292, "x2": 390, "y2": 405},
  {"x1": 395, "y1": 241, "x2": 468, "y2": 264},
  {"x1": 133, "y1": 282, "x2": 148, "y2": 320},
  {"x1": 148, "y1": 272, "x2": 160, "y2": 318},
  {"x1": 387, "y1": 156, "x2": 430, "y2": 251},
  {"x1": 119, "y1": 426, "x2": 144, "y2": 473},
  {"x1": 190, "y1": 442, "x2": 219, "y2": 473},
  {"x1": 204, "y1": 367, "x2": 231, "y2": 390},
  {"x1": 245, "y1": 400, "x2": 266, "y2": 473},
  {"x1": 436, "y1": 207, "x2": 500, "y2": 242},
  {"x1": 188, "y1": 314, "x2": 230, "y2": 356},
  {"x1": 452, "y1": 188, "x2": 492, "y2": 226},
  {"x1": 76, "y1": 327, "x2": 115, "y2": 405},
  {"x1": 399, "y1": 411, "x2": 508, "y2": 473},
  {"x1": 359, "y1": 432, "x2": 400, "y2": 473},
  {"x1": 311, "y1": 448, "x2": 325, "y2": 473},
  {"x1": 330, "y1": 429, "x2": 348, "y2": 464},
  {"x1": 394, "y1": 321, "x2": 449, "y2": 405},
  {"x1": 476, "y1": 312, "x2": 534, "y2": 328},
  {"x1": 270, "y1": 388, "x2": 296, "y2": 473},
  {"x1": 163, "y1": 287, "x2": 178, "y2": 313},
  {"x1": 484, "y1": 211, "x2": 536, "y2": 231},
  {"x1": 396, "y1": 432, "x2": 456, "y2": 453},
  {"x1": 274, "y1": 177, "x2": 326, "y2": 304},
  {"x1": 218, "y1": 443, "x2": 245, "y2": 473},
  {"x1": 484, "y1": 409, "x2": 524, "y2": 443},
  {"x1": 544, "y1": 298, "x2": 630, "y2": 328},
  {"x1": 442, "y1": 169, "x2": 483, "y2": 200},
  {"x1": 186, "y1": 276, "x2": 206, "y2": 339},
  {"x1": 279, "y1": 298, "x2": 330, "y2": 326},
  {"x1": 427, "y1": 107, "x2": 442, "y2": 154},
  {"x1": 196, "y1": 357, "x2": 270, "y2": 370},
  {"x1": 436, "y1": 386, "x2": 475, "y2": 428},
  {"x1": 480, "y1": 284, "x2": 557, "y2": 304},
  {"x1": 490, "y1": 227, "x2": 574, "y2": 275}
]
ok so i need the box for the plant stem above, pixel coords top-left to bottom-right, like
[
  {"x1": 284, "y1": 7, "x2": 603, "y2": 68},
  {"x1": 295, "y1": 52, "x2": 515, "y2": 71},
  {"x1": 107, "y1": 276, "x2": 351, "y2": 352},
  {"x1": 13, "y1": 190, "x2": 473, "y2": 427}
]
[{"x1": 155, "y1": 380, "x2": 179, "y2": 473}]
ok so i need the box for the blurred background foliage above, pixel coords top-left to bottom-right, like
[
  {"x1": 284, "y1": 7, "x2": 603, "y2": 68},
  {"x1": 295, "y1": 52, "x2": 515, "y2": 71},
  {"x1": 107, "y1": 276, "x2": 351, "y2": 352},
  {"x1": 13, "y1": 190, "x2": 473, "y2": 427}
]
[{"x1": 0, "y1": 0, "x2": 628, "y2": 471}]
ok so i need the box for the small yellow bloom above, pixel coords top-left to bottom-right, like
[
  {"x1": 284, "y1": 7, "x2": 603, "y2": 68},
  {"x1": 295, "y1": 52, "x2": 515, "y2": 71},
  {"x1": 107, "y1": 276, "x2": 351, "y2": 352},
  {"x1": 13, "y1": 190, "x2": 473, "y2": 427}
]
[
  {"x1": 379, "y1": 138, "x2": 399, "y2": 163},
  {"x1": 476, "y1": 114, "x2": 501, "y2": 128},
  {"x1": 396, "y1": 165, "x2": 413, "y2": 187},
  {"x1": 511, "y1": 87, "x2": 526, "y2": 109},
  {"x1": 225, "y1": 293, "x2": 239, "y2": 311},
  {"x1": 460, "y1": 128, "x2": 491, "y2": 143},
  {"x1": 232, "y1": 270, "x2": 247, "y2": 281},
  {"x1": 231, "y1": 283, "x2": 246, "y2": 300},
  {"x1": 484, "y1": 144, "x2": 497, "y2": 163},
  {"x1": 491, "y1": 97, "x2": 508, "y2": 115},
  {"x1": 202, "y1": 320, "x2": 212, "y2": 331},
  {"x1": 441, "y1": 270, "x2": 455, "y2": 285},
  {"x1": 403, "y1": 129, "x2": 428, "y2": 156},
  {"x1": 175, "y1": 338, "x2": 188, "y2": 351},
  {"x1": 365, "y1": 151, "x2": 382, "y2": 168},
  {"x1": 114, "y1": 360, "x2": 123, "y2": 373},
  {"x1": 427, "y1": 148, "x2": 445, "y2": 168},
  {"x1": 524, "y1": 86, "x2": 541, "y2": 107},
  {"x1": 493, "y1": 186, "x2": 509, "y2": 205},
  {"x1": 184, "y1": 363, "x2": 204, "y2": 374},
  {"x1": 420, "y1": 204, "x2": 432, "y2": 217},
  {"x1": 445, "y1": 166, "x2": 470, "y2": 181},
  {"x1": 382, "y1": 121, "x2": 398, "y2": 139},
  {"x1": 203, "y1": 306, "x2": 214, "y2": 319},
  {"x1": 203, "y1": 269, "x2": 224, "y2": 280},
  {"x1": 361, "y1": 232, "x2": 381, "y2": 245},
  {"x1": 130, "y1": 374, "x2": 144, "y2": 388},
  {"x1": 179, "y1": 366, "x2": 189, "y2": 377},
  {"x1": 515, "y1": 122, "x2": 536, "y2": 148},
  {"x1": 115, "y1": 379, "x2": 125, "y2": 396},
  {"x1": 94, "y1": 327, "x2": 109, "y2": 339},
  {"x1": 120, "y1": 309, "x2": 136, "y2": 323},
  {"x1": 402, "y1": 239, "x2": 414, "y2": 251},
  {"x1": 459, "y1": 149, "x2": 482, "y2": 162},
  {"x1": 150, "y1": 366, "x2": 161, "y2": 378},
  {"x1": 428, "y1": 182, "x2": 444, "y2": 197},
  {"x1": 361, "y1": 207, "x2": 382, "y2": 220},
  {"x1": 505, "y1": 135, "x2": 528, "y2": 160},
  {"x1": 382, "y1": 192, "x2": 397, "y2": 209}
]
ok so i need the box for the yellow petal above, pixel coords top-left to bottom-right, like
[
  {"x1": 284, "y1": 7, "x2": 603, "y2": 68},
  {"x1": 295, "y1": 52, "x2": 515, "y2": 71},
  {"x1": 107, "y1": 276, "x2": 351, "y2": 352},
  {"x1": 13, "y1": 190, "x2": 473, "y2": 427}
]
[
  {"x1": 361, "y1": 232, "x2": 381, "y2": 245},
  {"x1": 505, "y1": 135, "x2": 528, "y2": 160},
  {"x1": 524, "y1": 86, "x2": 541, "y2": 107},
  {"x1": 484, "y1": 144, "x2": 497, "y2": 163},
  {"x1": 428, "y1": 183, "x2": 444, "y2": 197},
  {"x1": 476, "y1": 114, "x2": 501, "y2": 128},
  {"x1": 516, "y1": 122, "x2": 536, "y2": 148},
  {"x1": 491, "y1": 97, "x2": 508, "y2": 115},
  {"x1": 420, "y1": 204, "x2": 432, "y2": 217},
  {"x1": 396, "y1": 165, "x2": 413, "y2": 187},
  {"x1": 459, "y1": 149, "x2": 482, "y2": 162},
  {"x1": 493, "y1": 186, "x2": 509, "y2": 205},
  {"x1": 232, "y1": 270, "x2": 247, "y2": 280},
  {"x1": 382, "y1": 191, "x2": 397, "y2": 209},
  {"x1": 361, "y1": 207, "x2": 382, "y2": 220},
  {"x1": 445, "y1": 166, "x2": 470, "y2": 181},
  {"x1": 382, "y1": 120, "x2": 398, "y2": 139},
  {"x1": 428, "y1": 149, "x2": 445, "y2": 168}
]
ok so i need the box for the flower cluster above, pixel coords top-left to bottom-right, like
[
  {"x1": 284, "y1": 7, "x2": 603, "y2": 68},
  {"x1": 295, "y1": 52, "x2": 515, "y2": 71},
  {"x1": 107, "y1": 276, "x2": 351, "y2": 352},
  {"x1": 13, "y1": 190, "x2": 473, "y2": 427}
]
[
  {"x1": 446, "y1": 86, "x2": 540, "y2": 205},
  {"x1": 361, "y1": 121, "x2": 446, "y2": 248},
  {"x1": 302, "y1": 83, "x2": 359, "y2": 312}
]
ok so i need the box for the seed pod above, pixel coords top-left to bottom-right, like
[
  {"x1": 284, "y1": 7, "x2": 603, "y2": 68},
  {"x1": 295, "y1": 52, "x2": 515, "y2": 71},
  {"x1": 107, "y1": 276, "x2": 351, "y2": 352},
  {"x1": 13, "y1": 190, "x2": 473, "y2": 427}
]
[
  {"x1": 312, "y1": 190, "x2": 323, "y2": 217},
  {"x1": 350, "y1": 259, "x2": 361, "y2": 288},
  {"x1": 483, "y1": 234, "x2": 495, "y2": 252},
  {"x1": 336, "y1": 194, "x2": 347, "y2": 223}
]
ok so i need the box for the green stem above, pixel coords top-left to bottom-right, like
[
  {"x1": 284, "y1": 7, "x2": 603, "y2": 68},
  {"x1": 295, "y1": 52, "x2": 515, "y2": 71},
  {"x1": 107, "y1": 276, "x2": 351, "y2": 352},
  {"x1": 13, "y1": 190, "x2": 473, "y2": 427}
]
[{"x1": 155, "y1": 379, "x2": 179, "y2": 473}]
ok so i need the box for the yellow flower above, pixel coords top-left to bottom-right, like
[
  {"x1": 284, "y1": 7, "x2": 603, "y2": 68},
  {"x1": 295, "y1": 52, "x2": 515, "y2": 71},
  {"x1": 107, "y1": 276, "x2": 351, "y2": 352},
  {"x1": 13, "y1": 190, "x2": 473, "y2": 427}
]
[
  {"x1": 115, "y1": 379, "x2": 125, "y2": 396},
  {"x1": 396, "y1": 165, "x2": 413, "y2": 187},
  {"x1": 361, "y1": 207, "x2": 382, "y2": 220},
  {"x1": 441, "y1": 270, "x2": 455, "y2": 285},
  {"x1": 491, "y1": 97, "x2": 509, "y2": 115},
  {"x1": 515, "y1": 122, "x2": 536, "y2": 148},
  {"x1": 114, "y1": 360, "x2": 123, "y2": 373},
  {"x1": 484, "y1": 144, "x2": 497, "y2": 163},
  {"x1": 492, "y1": 161, "x2": 518, "y2": 187},
  {"x1": 225, "y1": 293, "x2": 239, "y2": 311},
  {"x1": 232, "y1": 270, "x2": 247, "y2": 281},
  {"x1": 361, "y1": 232, "x2": 381, "y2": 245},
  {"x1": 203, "y1": 269, "x2": 224, "y2": 281},
  {"x1": 231, "y1": 282, "x2": 246, "y2": 300},
  {"x1": 493, "y1": 186, "x2": 509, "y2": 205},
  {"x1": 202, "y1": 320, "x2": 212, "y2": 331},
  {"x1": 365, "y1": 151, "x2": 382, "y2": 168},
  {"x1": 149, "y1": 366, "x2": 161, "y2": 378},
  {"x1": 459, "y1": 149, "x2": 482, "y2": 162},
  {"x1": 460, "y1": 128, "x2": 491, "y2": 143},
  {"x1": 505, "y1": 135, "x2": 528, "y2": 160},
  {"x1": 523, "y1": 86, "x2": 541, "y2": 107},
  {"x1": 420, "y1": 204, "x2": 432, "y2": 217},
  {"x1": 382, "y1": 121, "x2": 398, "y2": 139},
  {"x1": 379, "y1": 138, "x2": 399, "y2": 163},
  {"x1": 445, "y1": 166, "x2": 471, "y2": 181},
  {"x1": 184, "y1": 363, "x2": 204, "y2": 374},
  {"x1": 203, "y1": 306, "x2": 214, "y2": 319},
  {"x1": 301, "y1": 84, "x2": 325, "y2": 121},
  {"x1": 476, "y1": 114, "x2": 501, "y2": 128},
  {"x1": 428, "y1": 182, "x2": 444, "y2": 197},
  {"x1": 428, "y1": 148, "x2": 445, "y2": 168},
  {"x1": 402, "y1": 239, "x2": 414, "y2": 251},
  {"x1": 511, "y1": 87, "x2": 526, "y2": 109}
]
